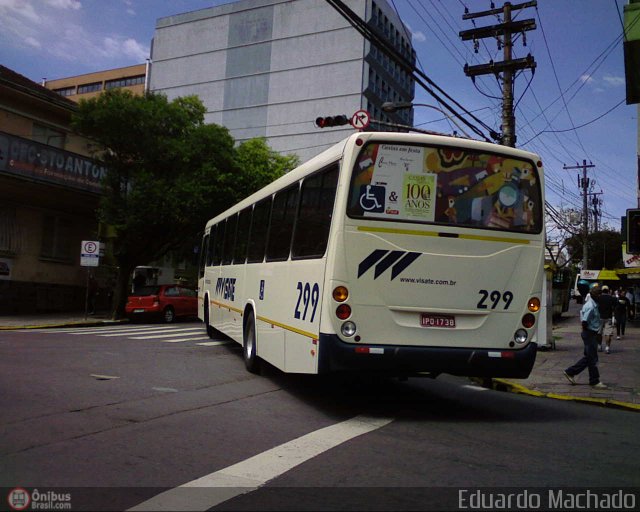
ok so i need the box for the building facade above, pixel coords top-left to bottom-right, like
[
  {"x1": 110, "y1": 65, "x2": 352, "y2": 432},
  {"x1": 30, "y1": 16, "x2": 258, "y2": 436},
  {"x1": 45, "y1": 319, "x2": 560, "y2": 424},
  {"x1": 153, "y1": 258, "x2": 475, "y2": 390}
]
[
  {"x1": 0, "y1": 65, "x2": 109, "y2": 314},
  {"x1": 149, "y1": 0, "x2": 415, "y2": 162},
  {"x1": 43, "y1": 64, "x2": 148, "y2": 103}
]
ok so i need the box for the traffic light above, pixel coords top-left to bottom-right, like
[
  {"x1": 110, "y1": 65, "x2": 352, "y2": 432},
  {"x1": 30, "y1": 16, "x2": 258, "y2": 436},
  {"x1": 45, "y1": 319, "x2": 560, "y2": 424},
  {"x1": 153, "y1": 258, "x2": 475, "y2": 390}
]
[
  {"x1": 627, "y1": 208, "x2": 640, "y2": 253},
  {"x1": 315, "y1": 115, "x2": 349, "y2": 128}
]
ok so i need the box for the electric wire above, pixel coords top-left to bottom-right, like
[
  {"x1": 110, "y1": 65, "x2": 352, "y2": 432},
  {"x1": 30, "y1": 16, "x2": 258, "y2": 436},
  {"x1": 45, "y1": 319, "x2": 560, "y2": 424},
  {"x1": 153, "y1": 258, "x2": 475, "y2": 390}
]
[{"x1": 325, "y1": 0, "x2": 497, "y2": 141}]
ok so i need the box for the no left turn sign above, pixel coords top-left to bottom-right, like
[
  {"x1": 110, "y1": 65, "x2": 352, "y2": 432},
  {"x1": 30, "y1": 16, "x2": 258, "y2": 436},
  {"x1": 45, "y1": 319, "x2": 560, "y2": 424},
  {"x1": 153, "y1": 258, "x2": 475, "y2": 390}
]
[{"x1": 350, "y1": 110, "x2": 370, "y2": 130}]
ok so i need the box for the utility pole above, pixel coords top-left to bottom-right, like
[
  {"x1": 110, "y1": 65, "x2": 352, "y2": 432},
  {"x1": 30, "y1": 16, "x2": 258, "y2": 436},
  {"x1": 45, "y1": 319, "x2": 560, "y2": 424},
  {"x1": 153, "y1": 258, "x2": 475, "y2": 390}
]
[
  {"x1": 460, "y1": 1, "x2": 537, "y2": 147},
  {"x1": 564, "y1": 160, "x2": 596, "y2": 270},
  {"x1": 589, "y1": 192, "x2": 603, "y2": 233}
]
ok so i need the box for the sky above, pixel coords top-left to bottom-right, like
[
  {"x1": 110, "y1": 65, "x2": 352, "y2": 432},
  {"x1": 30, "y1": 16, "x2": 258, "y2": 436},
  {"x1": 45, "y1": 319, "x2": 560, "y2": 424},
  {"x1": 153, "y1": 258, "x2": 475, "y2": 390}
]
[{"x1": 0, "y1": 0, "x2": 637, "y2": 233}]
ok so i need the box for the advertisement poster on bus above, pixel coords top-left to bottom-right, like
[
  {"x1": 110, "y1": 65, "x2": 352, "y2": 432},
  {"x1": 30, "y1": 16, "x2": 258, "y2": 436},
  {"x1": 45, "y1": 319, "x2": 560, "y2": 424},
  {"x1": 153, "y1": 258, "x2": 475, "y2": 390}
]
[{"x1": 367, "y1": 144, "x2": 436, "y2": 221}]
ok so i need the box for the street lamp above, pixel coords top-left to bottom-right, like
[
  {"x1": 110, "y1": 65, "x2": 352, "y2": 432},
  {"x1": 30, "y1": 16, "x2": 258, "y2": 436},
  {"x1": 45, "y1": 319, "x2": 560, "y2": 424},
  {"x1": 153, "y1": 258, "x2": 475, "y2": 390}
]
[{"x1": 381, "y1": 101, "x2": 472, "y2": 138}]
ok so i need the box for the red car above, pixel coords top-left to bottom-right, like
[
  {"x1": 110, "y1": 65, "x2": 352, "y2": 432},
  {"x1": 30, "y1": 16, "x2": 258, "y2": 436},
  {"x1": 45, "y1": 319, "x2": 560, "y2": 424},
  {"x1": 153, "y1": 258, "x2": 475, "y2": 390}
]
[{"x1": 125, "y1": 285, "x2": 198, "y2": 323}]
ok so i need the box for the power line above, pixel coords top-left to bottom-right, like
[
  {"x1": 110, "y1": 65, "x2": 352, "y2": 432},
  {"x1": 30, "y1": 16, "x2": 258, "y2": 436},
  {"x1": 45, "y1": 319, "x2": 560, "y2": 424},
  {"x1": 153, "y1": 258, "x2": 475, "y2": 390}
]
[{"x1": 325, "y1": 0, "x2": 498, "y2": 142}]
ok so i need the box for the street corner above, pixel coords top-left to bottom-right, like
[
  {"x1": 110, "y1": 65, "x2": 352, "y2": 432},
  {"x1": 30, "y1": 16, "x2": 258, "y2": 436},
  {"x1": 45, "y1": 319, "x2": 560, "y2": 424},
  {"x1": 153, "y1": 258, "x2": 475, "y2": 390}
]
[{"x1": 483, "y1": 378, "x2": 640, "y2": 413}]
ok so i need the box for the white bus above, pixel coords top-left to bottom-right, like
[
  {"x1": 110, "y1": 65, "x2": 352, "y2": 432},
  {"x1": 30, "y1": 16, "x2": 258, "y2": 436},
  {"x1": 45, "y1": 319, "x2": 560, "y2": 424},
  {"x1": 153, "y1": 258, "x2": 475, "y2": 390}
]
[{"x1": 198, "y1": 132, "x2": 545, "y2": 378}]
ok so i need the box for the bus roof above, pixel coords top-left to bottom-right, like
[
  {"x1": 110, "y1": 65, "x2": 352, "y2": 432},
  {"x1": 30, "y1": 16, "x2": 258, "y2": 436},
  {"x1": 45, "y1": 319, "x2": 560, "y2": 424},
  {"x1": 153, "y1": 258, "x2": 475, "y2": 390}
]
[{"x1": 205, "y1": 132, "x2": 542, "y2": 230}]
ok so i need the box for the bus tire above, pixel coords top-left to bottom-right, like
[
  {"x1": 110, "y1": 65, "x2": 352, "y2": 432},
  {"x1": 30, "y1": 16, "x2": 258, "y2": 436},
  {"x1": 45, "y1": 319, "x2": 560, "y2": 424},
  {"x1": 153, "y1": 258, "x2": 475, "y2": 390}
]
[
  {"x1": 203, "y1": 300, "x2": 216, "y2": 339},
  {"x1": 243, "y1": 313, "x2": 261, "y2": 374}
]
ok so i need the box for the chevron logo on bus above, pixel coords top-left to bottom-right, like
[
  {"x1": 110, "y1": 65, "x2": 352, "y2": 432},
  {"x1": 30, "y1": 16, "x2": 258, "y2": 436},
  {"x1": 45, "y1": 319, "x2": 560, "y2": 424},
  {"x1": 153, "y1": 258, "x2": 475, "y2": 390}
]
[{"x1": 357, "y1": 250, "x2": 421, "y2": 280}]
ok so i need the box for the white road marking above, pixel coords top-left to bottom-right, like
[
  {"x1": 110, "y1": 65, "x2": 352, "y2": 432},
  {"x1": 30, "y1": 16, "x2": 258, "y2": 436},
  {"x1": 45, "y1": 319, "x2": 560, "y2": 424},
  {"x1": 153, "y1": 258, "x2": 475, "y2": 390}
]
[
  {"x1": 73, "y1": 326, "x2": 181, "y2": 334},
  {"x1": 128, "y1": 414, "x2": 394, "y2": 511},
  {"x1": 130, "y1": 329, "x2": 207, "y2": 340},
  {"x1": 90, "y1": 374, "x2": 120, "y2": 380},
  {"x1": 159, "y1": 336, "x2": 213, "y2": 343},
  {"x1": 102, "y1": 327, "x2": 204, "y2": 338},
  {"x1": 462, "y1": 384, "x2": 489, "y2": 392},
  {"x1": 196, "y1": 341, "x2": 232, "y2": 346}
]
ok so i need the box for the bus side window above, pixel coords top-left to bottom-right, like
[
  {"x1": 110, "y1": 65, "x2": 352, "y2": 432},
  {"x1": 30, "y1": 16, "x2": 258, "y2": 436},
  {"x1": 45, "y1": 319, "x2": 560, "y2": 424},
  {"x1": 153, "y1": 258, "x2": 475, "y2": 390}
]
[
  {"x1": 266, "y1": 184, "x2": 299, "y2": 261},
  {"x1": 199, "y1": 233, "x2": 209, "y2": 278},
  {"x1": 292, "y1": 165, "x2": 339, "y2": 259},
  {"x1": 212, "y1": 220, "x2": 226, "y2": 266},
  {"x1": 247, "y1": 197, "x2": 271, "y2": 263},
  {"x1": 233, "y1": 207, "x2": 251, "y2": 264},
  {"x1": 222, "y1": 214, "x2": 238, "y2": 265},
  {"x1": 207, "y1": 225, "x2": 217, "y2": 267}
]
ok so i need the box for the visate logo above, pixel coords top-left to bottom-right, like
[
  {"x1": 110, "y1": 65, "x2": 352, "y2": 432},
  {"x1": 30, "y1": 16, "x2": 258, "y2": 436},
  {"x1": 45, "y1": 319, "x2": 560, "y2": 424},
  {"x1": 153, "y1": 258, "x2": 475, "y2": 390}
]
[{"x1": 357, "y1": 250, "x2": 421, "y2": 280}]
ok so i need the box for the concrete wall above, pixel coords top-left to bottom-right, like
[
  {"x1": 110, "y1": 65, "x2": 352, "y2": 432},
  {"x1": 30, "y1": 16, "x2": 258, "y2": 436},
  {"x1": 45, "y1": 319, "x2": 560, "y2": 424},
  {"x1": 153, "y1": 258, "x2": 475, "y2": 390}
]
[{"x1": 149, "y1": 0, "x2": 405, "y2": 163}]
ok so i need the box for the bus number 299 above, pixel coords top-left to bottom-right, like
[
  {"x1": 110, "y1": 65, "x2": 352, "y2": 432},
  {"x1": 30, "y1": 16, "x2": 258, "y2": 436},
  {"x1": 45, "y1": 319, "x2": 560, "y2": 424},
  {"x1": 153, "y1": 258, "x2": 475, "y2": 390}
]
[
  {"x1": 477, "y1": 289, "x2": 513, "y2": 310},
  {"x1": 294, "y1": 282, "x2": 320, "y2": 322}
]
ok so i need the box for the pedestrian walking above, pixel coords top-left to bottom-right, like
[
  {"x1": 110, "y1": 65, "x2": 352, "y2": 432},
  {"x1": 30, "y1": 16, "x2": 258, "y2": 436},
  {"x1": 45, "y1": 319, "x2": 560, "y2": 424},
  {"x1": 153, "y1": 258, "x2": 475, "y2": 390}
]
[
  {"x1": 614, "y1": 286, "x2": 630, "y2": 340},
  {"x1": 626, "y1": 287, "x2": 635, "y2": 320},
  {"x1": 563, "y1": 286, "x2": 607, "y2": 389},
  {"x1": 598, "y1": 285, "x2": 617, "y2": 354}
]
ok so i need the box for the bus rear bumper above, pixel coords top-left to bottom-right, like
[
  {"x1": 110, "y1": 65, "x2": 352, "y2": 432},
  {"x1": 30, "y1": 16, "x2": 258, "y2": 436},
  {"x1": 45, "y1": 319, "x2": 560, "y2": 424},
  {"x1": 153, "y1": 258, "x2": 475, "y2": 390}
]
[{"x1": 318, "y1": 333, "x2": 537, "y2": 378}]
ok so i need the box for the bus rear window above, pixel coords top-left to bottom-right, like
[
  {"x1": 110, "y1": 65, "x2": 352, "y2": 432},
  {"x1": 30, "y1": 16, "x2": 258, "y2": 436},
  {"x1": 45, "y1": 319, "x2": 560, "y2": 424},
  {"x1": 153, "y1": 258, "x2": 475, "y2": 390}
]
[{"x1": 347, "y1": 142, "x2": 542, "y2": 233}]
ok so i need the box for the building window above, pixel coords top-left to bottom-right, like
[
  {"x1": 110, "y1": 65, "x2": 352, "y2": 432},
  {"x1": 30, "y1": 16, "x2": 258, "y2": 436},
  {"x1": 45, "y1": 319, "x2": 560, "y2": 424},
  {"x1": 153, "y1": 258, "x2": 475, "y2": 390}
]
[
  {"x1": 32, "y1": 124, "x2": 66, "y2": 148},
  {"x1": 0, "y1": 207, "x2": 20, "y2": 255},
  {"x1": 53, "y1": 86, "x2": 76, "y2": 97},
  {"x1": 41, "y1": 215, "x2": 73, "y2": 262},
  {"x1": 77, "y1": 82, "x2": 102, "y2": 94},
  {"x1": 105, "y1": 75, "x2": 145, "y2": 90}
]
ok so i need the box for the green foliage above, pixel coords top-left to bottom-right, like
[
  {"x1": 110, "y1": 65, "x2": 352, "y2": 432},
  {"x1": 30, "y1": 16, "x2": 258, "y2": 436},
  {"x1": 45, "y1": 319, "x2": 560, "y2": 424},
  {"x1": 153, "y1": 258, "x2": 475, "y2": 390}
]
[
  {"x1": 229, "y1": 138, "x2": 299, "y2": 203},
  {"x1": 565, "y1": 229, "x2": 623, "y2": 269},
  {"x1": 72, "y1": 90, "x2": 295, "y2": 317}
]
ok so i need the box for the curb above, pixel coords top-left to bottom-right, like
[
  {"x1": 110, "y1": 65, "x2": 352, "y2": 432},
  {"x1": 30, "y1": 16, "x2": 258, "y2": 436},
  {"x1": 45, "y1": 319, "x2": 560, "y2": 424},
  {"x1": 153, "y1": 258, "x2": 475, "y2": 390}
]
[
  {"x1": 486, "y1": 378, "x2": 640, "y2": 413},
  {"x1": 0, "y1": 319, "x2": 129, "y2": 331}
]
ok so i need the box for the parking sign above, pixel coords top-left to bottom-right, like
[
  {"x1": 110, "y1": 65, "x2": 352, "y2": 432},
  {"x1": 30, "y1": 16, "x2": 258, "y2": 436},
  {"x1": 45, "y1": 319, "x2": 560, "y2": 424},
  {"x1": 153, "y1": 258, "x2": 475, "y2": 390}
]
[{"x1": 81, "y1": 240, "x2": 100, "y2": 267}]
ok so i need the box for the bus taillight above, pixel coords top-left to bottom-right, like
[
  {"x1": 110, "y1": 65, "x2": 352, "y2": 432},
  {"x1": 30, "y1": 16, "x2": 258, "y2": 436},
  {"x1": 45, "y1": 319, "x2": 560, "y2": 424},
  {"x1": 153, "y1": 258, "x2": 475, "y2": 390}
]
[
  {"x1": 528, "y1": 297, "x2": 541, "y2": 312},
  {"x1": 333, "y1": 286, "x2": 349, "y2": 302},
  {"x1": 336, "y1": 304, "x2": 351, "y2": 320},
  {"x1": 521, "y1": 314, "x2": 535, "y2": 329}
]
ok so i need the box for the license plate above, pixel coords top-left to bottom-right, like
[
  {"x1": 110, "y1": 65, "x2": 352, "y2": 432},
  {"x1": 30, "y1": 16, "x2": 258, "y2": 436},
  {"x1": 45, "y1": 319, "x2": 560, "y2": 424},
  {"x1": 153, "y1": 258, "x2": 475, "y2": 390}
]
[
  {"x1": 420, "y1": 314, "x2": 456, "y2": 328},
  {"x1": 134, "y1": 309, "x2": 145, "y2": 313}
]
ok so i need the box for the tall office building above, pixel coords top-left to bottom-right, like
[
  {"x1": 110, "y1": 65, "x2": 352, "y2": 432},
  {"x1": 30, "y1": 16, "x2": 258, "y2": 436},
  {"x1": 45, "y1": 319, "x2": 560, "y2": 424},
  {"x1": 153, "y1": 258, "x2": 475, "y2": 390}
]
[{"x1": 149, "y1": 0, "x2": 415, "y2": 162}]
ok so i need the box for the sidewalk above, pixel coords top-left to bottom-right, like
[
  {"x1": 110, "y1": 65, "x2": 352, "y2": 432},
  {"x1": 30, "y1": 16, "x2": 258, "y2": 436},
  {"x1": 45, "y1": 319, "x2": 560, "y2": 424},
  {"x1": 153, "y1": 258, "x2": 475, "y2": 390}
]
[
  {"x1": 494, "y1": 300, "x2": 640, "y2": 412},
  {"x1": 0, "y1": 311, "x2": 126, "y2": 329},
  {"x1": 1, "y1": 305, "x2": 639, "y2": 411}
]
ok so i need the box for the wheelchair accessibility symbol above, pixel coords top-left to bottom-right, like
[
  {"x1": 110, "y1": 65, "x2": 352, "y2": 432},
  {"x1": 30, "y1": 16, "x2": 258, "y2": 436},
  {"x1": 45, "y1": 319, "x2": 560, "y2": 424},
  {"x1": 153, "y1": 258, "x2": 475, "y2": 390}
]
[{"x1": 359, "y1": 185, "x2": 385, "y2": 213}]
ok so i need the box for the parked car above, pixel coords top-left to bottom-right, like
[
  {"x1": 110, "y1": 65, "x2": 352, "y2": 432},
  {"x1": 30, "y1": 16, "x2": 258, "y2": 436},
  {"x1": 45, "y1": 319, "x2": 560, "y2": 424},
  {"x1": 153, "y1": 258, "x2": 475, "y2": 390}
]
[{"x1": 125, "y1": 285, "x2": 198, "y2": 323}]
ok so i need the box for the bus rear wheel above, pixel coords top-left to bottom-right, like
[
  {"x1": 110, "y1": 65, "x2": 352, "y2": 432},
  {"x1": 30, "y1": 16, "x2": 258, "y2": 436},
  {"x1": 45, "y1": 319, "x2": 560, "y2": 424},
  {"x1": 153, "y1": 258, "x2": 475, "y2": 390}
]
[
  {"x1": 243, "y1": 313, "x2": 261, "y2": 374},
  {"x1": 203, "y1": 301, "x2": 216, "y2": 339}
]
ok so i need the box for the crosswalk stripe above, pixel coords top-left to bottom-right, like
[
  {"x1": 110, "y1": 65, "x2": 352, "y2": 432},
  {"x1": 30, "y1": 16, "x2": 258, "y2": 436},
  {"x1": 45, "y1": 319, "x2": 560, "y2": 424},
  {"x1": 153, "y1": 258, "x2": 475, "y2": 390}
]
[
  {"x1": 130, "y1": 330, "x2": 208, "y2": 340},
  {"x1": 159, "y1": 336, "x2": 213, "y2": 343},
  {"x1": 99, "y1": 327, "x2": 204, "y2": 337},
  {"x1": 196, "y1": 341, "x2": 233, "y2": 346}
]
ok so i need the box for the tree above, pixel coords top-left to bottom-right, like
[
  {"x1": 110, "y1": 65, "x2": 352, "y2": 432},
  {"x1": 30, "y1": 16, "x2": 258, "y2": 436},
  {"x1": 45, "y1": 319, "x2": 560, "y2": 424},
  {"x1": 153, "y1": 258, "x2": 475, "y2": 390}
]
[
  {"x1": 210, "y1": 137, "x2": 299, "y2": 215},
  {"x1": 565, "y1": 229, "x2": 622, "y2": 270},
  {"x1": 72, "y1": 90, "x2": 237, "y2": 318}
]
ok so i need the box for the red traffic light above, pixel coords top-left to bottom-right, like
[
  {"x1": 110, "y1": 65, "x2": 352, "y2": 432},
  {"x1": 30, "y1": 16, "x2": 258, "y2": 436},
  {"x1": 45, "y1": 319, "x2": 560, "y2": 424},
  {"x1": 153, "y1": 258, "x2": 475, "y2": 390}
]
[{"x1": 315, "y1": 115, "x2": 349, "y2": 128}]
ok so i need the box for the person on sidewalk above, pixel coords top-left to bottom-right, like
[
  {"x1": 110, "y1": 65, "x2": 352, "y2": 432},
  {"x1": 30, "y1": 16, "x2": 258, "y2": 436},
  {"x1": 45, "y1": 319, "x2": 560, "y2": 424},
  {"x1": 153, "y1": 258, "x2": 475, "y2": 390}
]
[
  {"x1": 598, "y1": 285, "x2": 616, "y2": 354},
  {"x1": 614, "y1": 286, "x2": 630, "y2": 341},
  {"x1": 563, "y1": 286, "x2": 607, "y2": 389},
  {"x1": 626, "y1": 287, "x2": 635, "y2": 320}
]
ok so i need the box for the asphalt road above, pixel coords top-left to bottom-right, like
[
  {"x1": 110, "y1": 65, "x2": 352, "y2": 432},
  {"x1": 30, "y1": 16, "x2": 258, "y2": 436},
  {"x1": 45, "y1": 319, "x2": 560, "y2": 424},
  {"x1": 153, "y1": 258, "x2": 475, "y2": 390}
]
[{"x1": 1, "y1": 321, "x2": 639, "y2": 511}]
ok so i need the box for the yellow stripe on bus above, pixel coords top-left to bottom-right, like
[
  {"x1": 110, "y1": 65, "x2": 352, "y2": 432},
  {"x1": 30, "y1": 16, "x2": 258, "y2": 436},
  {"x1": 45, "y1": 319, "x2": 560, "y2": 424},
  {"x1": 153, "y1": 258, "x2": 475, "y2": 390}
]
[
  {"x1": 357, "y1": 225, "x2": 530, "y2": 245},
  {"x1": 210, "y1": 299, "x2": 318, "y2": 340},
  {"x1": 256, "y1": 316, "x2": 318, "y2": 340}
]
